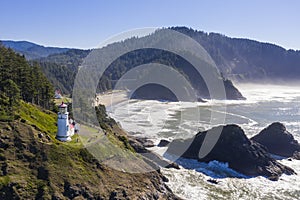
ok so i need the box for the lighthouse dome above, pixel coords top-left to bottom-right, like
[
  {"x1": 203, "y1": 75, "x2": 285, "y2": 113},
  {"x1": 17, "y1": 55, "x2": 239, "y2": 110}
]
[{"x1": 58, "y1": 102, "x2": 68, "y2": 114}]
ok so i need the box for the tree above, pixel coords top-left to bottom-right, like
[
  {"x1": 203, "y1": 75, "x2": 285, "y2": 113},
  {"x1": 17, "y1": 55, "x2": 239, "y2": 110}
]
[{"x1": 3, "y1": 79, "x2": 20, "y2": 108}]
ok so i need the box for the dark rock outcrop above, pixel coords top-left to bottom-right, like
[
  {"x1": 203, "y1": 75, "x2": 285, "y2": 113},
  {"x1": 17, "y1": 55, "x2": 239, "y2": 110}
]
[
  {"x1": 130, "y1": 82, "x2": 244, "y2": 102},
  {"x1": 128, "y1": 136, "x2": 180, "y2": 170},
  {"x1": 224, "y1": 79, "x2": 246, "y2": 100},
  {"x1": 131, "y1": 83, "x2": 179, "y2": 102},
  {"x1": 166, "y1": 124, "x2": 295, "y2": 180},
  {"x1": 135, "y1": 137, "x2": 155, "y2": 148},
  {"x1": 158, "y1": 139, "x2": 170, "y2": 147},
  {"x1": 251, "y1": 122, "x2": 300, "y2": 158}
]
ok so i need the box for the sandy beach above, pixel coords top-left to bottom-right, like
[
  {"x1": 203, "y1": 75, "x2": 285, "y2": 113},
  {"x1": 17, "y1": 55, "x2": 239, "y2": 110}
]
[{"x1": 94, "y1": 90, "x2": 129, "y2": 107}]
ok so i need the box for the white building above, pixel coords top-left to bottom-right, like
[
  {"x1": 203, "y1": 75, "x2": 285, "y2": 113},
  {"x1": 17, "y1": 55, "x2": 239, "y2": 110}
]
[{"x1": 56, "y1": 102, "x2": 74, "y2": 142}]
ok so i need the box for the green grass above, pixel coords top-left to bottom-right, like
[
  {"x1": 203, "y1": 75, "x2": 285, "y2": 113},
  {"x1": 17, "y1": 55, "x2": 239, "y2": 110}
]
[
  {"x1": 17, "y1": 101, "x2": 57, "y2": 135},
  {"x1": 54, "y1": 96, "x2": 72, "y2": 105},
  {"x1": 0, "y1": 176, "x2": 10, "y2": 188}
]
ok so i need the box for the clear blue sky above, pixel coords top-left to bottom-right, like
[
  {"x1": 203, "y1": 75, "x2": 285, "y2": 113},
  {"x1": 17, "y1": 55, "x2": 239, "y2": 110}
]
[{"x1": 1, "y1": 0, "x2": 300, "y2": 50}]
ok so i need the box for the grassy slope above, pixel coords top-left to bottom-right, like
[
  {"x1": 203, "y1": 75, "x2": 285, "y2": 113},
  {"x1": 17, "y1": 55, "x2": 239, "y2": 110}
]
[{"x1": 0, "y1": 102, "x2": 178, "y2": 199}]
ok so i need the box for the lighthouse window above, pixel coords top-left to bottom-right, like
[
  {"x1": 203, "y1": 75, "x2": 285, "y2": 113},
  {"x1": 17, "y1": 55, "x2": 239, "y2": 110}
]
[{"x1": 59, "y1": 107, "x2": 67, "y2": 114}]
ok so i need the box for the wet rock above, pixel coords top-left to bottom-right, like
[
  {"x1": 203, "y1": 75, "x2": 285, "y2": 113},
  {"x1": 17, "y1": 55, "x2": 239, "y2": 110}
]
[
  {"x1": 165, "y1": 162, "x2": 180, "y2": 169},
  {"x1": 161, "y1": 175, "x2": 169, "y2": 182},
  {"x1": 135, "y1": 137, "x2": 155, "y2": 148},
  {"x1": 167, "y1": 124, "x2": 295, "y2": 180},
  {"x1": 157, "y1": 139, "x2": 170, "y2": 147},
  {"x1": 251, "y1": 122, "x2": 300, "y2": 158},
  {"x1": 207, "y1": 179, "x2": 219, "y2": 184},
  {"x1": 292, "y1": 152, "x2": 300, "y2": 160},
  {"x1": 128, "y1": 137, "x2": 180, "y2": 170}
]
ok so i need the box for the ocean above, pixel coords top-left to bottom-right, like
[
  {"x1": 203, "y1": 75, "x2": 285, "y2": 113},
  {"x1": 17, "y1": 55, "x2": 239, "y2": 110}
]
[{"x1": 108, "y1": 84, "x2": 300, "y2": 199}]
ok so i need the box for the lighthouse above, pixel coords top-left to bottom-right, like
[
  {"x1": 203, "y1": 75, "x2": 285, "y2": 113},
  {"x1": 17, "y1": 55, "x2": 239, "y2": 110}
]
[{"x1": 56, "y1": 102, "x2": 74, "y2": 142}]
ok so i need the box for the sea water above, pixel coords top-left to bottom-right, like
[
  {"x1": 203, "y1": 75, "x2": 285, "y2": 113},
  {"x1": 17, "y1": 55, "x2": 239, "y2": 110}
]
[{"x1": 108, "y1": 84, "x2": 300, "y2": 199}]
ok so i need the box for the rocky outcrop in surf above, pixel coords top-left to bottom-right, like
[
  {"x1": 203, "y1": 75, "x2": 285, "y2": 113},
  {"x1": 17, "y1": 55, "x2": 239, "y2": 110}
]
[
  {"x1": 166, "y1": 124, "x2": 295, "y2": 180},
  {"x1": 251, "y1": 122, "x2": 300, "y2": 159}
]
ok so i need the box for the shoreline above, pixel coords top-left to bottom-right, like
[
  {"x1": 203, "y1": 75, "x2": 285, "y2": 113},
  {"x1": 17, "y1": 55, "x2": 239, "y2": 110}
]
[{"x1": 94, "y1": 90, "x2": 129, "y2": 107}]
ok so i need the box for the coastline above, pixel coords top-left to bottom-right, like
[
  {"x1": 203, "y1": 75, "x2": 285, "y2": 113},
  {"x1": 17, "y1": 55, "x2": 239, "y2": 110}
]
[{"x1": 94, "y1": 90, "x2": 129, "y2": 107}]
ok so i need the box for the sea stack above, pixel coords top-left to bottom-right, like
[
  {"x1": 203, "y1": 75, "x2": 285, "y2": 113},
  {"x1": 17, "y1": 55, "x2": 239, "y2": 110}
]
[
  {"x1": 166, "y1": 124, "x2": 295, "y2": 180},
  {"x1": 251, "y1": 122, "x2": 300, "y2": 158}
]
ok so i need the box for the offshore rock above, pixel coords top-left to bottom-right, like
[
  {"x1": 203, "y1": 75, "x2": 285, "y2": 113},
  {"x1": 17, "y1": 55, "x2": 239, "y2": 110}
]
[
  {"x1": 167, "y1": 124, "x2": 295, "y2": 180},
  {"x1": 251, "y1": 122, "x2": 300, "y2": 158}
]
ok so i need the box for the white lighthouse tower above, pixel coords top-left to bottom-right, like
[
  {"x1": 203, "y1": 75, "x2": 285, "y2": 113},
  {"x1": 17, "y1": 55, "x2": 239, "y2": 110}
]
[{"x1": 56, "y1": 102, "x2": 74, "y2": 142}]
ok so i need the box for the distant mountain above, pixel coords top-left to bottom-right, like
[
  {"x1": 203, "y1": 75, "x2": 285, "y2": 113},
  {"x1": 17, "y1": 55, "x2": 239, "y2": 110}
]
[{"x1": 1, "y1": 40, "x2": 70, "y2": 60}]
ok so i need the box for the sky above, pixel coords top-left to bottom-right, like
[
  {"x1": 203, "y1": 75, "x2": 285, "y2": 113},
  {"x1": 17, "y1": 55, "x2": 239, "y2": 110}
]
[{"x1": 1, "y1": 0, "x2": 300, "y2": 50}]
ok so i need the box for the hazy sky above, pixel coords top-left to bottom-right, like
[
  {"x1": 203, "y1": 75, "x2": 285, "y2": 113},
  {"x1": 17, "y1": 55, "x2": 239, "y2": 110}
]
[{"x1": 1, "y1": 0, "x2": 299, "y2": 50}]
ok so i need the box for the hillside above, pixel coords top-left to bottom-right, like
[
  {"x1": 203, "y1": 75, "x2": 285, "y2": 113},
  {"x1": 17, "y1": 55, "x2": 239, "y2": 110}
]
[
  {"x1": 5, "y1": 27, "x2": 300, "y2": 88},
  {"x1": 32, "y1": 33, "x2": 244, "y2": 100},
  {"x1": 0, "y1": 44, "x2": 180, "y2": 199},
  {"x1": 171, "y1": 27, "x2": 300, "y2": 82},
  {"x1": 0, "y1": 102, "x2": 179, "y2": 199},
  {"x1": 33, "y1": 49, "x2": 89, "y2": 95},
  {"x1": 1, "y1": 40, "x2": 70, "y2": 60},
  {"x1": 0, "y1": 44, "x2": 55, "y2": 121}
]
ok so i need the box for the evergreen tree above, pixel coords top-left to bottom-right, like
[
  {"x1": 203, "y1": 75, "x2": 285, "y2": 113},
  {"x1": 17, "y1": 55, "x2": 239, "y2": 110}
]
[{"x1": 0, "y1": 44, "x2": 55, "y2": 119}]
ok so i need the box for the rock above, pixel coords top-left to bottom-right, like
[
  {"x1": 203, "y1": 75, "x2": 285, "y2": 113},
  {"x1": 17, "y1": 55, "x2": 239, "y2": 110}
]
[
  {"x1": 167, "y1": 124, "x2": 295, "y2": 180},
  {"x1": 4, "y1": 125, "x2": 12, "y2": 131},
  {"x1": 251, "y1": 122, "x2": 300, "y2": 158},
  {"x1": 293, "y1": 152, "x2": 300, "y2": 160},
  {"x1": 37, "y1": 166, "x2": 49, "y2": 180},
  {"x1": 128, "y1": 137, "x2": 148, "y2": 153},
  {"x1": 165, "y1": 162, "x2": 180, "y2": 169},
  {"x1": 224, "y1": 79, "x2": 246, "y2": 100},
  {"x1": 129, "y1": 77, "x2": 245, "y2": 101},
  {"x1": 207, "y1": 179, "x2": 219, "y2": 184},
  {"x1": 161, "y1": 175, "x2": 169, "y2": 182},
  {"x1": 0, "y1": 183, "x2": 21, "y2": 199},
  {"x1": 109, "y1": 191, "x2": 117, "y2": 200},
  {"x1": 63, "y1": 181, "x2": 94, "y2": 199},
  {"x1": 131, "y1": 84, "x2": 179, "y2": 102},
  {"x1": 157, "y1": 139, "x2": 170, "y2": 147},
  {"x1": 38, "y1": 132, "x2": 43, "y2": 138},
  {"x1": 128, "y1": 137, "x2": 180, "y2": 170},
  {"x1": 135, "y1": 137, "x2": 155, "y2": 148}
]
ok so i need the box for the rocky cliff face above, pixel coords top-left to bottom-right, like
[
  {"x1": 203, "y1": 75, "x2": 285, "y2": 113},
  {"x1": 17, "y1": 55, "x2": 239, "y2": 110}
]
[
  {"x1": 166, "y1": 124, "x2": 295, "y2": 180},
  {"x1": 251, "y1": 122, "x2": 300, "y2": 158}
]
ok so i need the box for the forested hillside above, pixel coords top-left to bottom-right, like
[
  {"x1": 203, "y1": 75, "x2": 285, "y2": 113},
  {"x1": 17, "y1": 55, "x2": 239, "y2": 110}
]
[
  {"x1": 0, "y1": 44, "x2": 54, "y2": 120},
  {"x1": 0, "y1": 42, "x2": 179, "y2": 199},
  {"x1": 37, "y1": 49, "x2": 90, "y2": 95},
  {"x1": 172, "y1": 27, "x2": 300, "y2": 82},
  {"x1": 33, "y1": 33, "x2": 244, "y2": 100},
  {"x1": 7, "y1": 26, "x2": 300, "y2": 97}
]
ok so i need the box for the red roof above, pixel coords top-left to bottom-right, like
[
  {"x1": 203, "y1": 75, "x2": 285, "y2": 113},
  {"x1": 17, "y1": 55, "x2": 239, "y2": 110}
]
[{"x1": 59, "y1": 102, "x2": 67, "y2": 108}]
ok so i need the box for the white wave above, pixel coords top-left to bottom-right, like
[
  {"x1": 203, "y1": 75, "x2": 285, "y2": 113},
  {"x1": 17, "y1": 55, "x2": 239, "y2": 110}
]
[
  {"x1": 163, "y1": 159, "x2": 300, "y2": 200},
  {"x1": 237, "y1": 84, "x2": 300, "y2": 103},
  {"x1": 109, "y1": 84, "x2": 300, "y2": 199}
]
